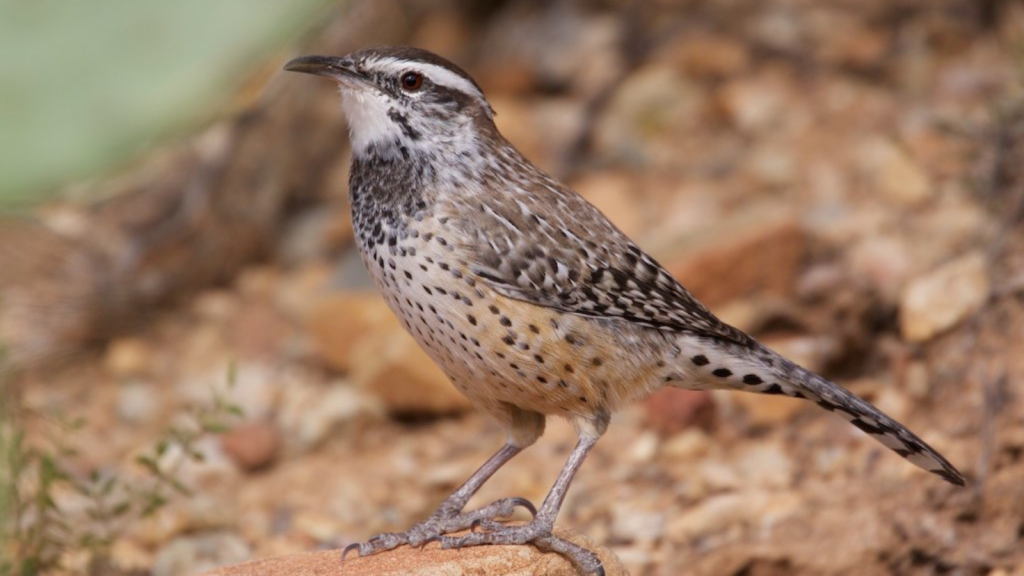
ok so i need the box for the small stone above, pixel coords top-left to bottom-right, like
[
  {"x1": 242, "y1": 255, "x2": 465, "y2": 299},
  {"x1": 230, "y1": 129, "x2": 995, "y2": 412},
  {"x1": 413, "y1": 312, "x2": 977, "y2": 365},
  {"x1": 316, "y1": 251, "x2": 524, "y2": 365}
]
[
  {"x1": 609, "y1": 502, "x2": 665, "y2": 544},
  {"x1": 660, "y1": 428, "x2": 713, "y2": 461},
  {"x1": 109, "y1": 538, "x2": 152, "y2": 573},
  {"x1": 221, "y1": 420, "x2": 281, "y2": 472},
  {"x1": 748, "y1": 146, "x2": 797, "y2": 187},
  {"x1": 903, "y1": 361, "x2": 931, "y2": 400},
  {"x1": 117, "y1": 381, "x2": 159, "y2": 424},
  {"x1": 848, "y1": 235, "x2": 914, "y2": 303},
  {"x1": 153, "y1": 531, "x2": 251, "y2": 576},
  {"x1": 228, "y1": 302, "x2": 290, "y2": 361},
  {"x1": 749, "y1": 7, "x2": 803, "y2": 53},
  {"x1": 281, "y1": 383, "x2": 380, "y2": 453},
  {"x1": 293, "y1": 509, "x2": 343, "y2": 544},
  {"x1": 178, "y1": 363, "x2": 277, "y2": 421},
  {"x1": 900, "y1": 252, "x2": 990, "y2": 342},
  {"x1": 665, "y1": 492, "x2": 747, "y2": 541},
  {"x1": 104, "y1": 337, "x2": 154, "y2": 378},
  {"x1": 717, "y1": 71, "x2": 792, "y2": 133},
  {"x1": 191, "y1": 290, "x2": 241, "y2": 322},
  {"x1": 235, "y1": 267, "x2": 280, "y2": 299},
  {"x1": 860, "y1": 138, "x2": 932, "y2": 206},
  {"x1": 696, "y1": 459, "x2": 742, "y2": 492},
  {"x1": 626, "y1": 431, "x2": 661, "y2": 464},
  {"x1": 664, "y1": 489, "x2": 800, "y2": 541},
  {"x1": 735, "y1": 442, "x2": 793, "y2": 488}
]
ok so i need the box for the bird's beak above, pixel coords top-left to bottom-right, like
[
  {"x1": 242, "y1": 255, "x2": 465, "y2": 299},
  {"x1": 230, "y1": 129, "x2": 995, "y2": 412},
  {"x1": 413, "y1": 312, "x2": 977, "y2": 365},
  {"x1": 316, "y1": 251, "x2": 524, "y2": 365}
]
[{"x1": 283, "y1": 55, "x2": 368, "y2": 88}]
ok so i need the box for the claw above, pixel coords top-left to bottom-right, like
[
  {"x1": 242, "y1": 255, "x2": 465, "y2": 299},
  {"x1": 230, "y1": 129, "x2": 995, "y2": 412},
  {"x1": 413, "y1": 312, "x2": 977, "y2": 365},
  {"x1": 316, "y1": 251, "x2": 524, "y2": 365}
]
[
  {"x1": 508, "y1": 496, "x2": 537, "y2": 518},
  {"x1": 341, "y1": 542, "x2": 362, "y2": 560},
  {"x1": 419, "y1": 534, "x2": 443, "y2": 549},
  {"x1": 595, "y1": 563, "x2": 605, "y2": 576},
  {"x1": 470, "y1": 518, "x2": 483, "y2": 533}
]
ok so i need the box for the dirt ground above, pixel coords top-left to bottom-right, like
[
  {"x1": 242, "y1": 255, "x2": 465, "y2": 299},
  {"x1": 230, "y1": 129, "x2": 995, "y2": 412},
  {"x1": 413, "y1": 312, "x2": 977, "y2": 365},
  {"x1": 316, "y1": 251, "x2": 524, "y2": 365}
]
[{"x1": 5, "y1": 1, "x2": 1024, "y2": 574}]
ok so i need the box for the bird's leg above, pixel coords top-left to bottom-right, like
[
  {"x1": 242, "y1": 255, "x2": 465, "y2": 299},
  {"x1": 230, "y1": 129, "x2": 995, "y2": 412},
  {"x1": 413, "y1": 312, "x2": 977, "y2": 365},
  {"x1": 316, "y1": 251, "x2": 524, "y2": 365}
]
[
  {"x1": 344, "y1": 442, "x2": 533, "y2": 557},
  {"x1": 439, "y1": 434, "x2": 605, "y2": 575}
]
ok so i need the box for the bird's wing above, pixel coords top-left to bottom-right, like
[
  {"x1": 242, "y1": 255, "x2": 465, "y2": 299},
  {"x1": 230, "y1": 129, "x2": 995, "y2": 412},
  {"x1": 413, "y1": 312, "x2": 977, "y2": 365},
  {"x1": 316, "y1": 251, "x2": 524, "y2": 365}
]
[{"x1": 457, "y1": 182, "x2": 753, "y2": 347}]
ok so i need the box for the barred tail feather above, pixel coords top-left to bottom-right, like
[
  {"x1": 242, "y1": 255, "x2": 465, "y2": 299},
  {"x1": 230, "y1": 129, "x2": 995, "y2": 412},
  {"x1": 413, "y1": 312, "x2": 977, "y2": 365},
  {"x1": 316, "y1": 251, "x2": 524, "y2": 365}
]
[
  {"x1": 797, "y1": 367, "x2": 965, "y2": 486},
  {"x1": 673, "y1": 336, "x2": 965, "y2": 486}
]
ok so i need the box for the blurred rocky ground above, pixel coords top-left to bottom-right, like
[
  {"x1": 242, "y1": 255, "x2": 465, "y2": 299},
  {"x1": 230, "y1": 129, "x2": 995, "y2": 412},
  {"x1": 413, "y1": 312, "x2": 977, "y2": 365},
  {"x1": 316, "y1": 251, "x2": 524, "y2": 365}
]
[{"x1": 3, "y1": 0, "x2": 1024, "y2": 574}]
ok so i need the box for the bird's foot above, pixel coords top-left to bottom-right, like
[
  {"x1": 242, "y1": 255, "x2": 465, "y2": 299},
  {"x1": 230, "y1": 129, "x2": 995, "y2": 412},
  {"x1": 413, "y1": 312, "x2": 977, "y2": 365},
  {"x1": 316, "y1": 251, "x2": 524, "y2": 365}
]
[
  {"x1": 342, "y1": 496, "x2": 536, "y2": 559},
  {"x1": 437, "y1": 519, "x2": 605, "y2": 575}
]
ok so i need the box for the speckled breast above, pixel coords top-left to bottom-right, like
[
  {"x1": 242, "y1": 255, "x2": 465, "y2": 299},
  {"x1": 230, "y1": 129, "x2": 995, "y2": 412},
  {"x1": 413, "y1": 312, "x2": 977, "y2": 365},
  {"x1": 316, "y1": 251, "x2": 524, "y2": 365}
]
[{"x1": 354, "y1": 213, "x2": 667, "y2": 419}]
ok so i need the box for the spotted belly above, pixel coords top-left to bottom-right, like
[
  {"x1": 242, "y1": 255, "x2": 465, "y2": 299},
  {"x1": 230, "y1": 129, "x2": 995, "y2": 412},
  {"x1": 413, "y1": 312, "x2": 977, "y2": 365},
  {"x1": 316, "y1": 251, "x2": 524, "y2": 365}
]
[{"x1": 360, "y1": 240, "x2": 672, "y2": 419}]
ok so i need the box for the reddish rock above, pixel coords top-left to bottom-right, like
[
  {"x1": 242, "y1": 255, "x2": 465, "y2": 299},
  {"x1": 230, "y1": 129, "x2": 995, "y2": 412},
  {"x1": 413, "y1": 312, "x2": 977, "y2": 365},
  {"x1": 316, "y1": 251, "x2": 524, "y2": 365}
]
[
  {"x1": 221, "y1": 420, "x2": 281, "y2": 472},
  {"x1": 657, "y1": 205, "x2": 806, "y2": 307},
  {"x1": 643, "y1": 389, "x2": 716, "y2": 436},
  {"x1": 199, "y1": 526, "x2": 625, "y2": 576}
]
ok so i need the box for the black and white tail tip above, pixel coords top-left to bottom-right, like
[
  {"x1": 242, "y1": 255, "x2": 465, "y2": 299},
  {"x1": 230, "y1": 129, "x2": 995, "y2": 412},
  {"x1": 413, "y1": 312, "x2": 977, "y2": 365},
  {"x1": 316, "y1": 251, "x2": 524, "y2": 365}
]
[{"x1": 811, "y1": 377, "x2": 965, "y2": 486}]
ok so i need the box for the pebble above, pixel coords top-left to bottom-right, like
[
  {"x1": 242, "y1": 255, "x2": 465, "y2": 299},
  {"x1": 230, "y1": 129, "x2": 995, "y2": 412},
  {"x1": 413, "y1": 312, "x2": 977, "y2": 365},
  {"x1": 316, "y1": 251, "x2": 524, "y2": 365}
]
[
  {"x1": 718, "y1": 70, "x2": 792, "y2": 133},
  {"x1": 152, "y1": 531, "x2": 251, "y2": 576},
  {"x1": 116, "y1": 380, "x2": 159, "y2": 424},
  {"x1": 660, "y1": 428, "x2": 712, "y2": 461},
  {"x1": 626, "y1": 431, "x2": 661, "y2": 464},
  {"x1": 848, "y1": 235, "x2": 914, "y2": 303},
  {"x1": 735, "y1": 442, "x2": 793, "y2": 489},
  {"x1": 280, "y1": 383, "x2": 380, "y2": 453},
  {"x1": 859, "y1": 138, "x2": 932, "y2": 206},
  {"x1": 900, "y1": 251, "x2": 991, "y2": 342},
  {"x1": 221, "y1": 420, "x2": 281, "y2": 472},
  {"x1": 609, "y1": 501, "x2": 665, "y2": 544},
  {"x1": 104, "y1": 337, "x2": 154, "y2": 378},
  {"x1": 665, "y1": 489, "x2": 800, "y2": 541}
]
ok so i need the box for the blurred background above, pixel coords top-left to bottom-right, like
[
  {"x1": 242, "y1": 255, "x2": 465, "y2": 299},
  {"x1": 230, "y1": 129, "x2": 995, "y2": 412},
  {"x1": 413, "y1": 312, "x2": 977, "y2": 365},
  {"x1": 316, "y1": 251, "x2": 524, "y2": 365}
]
[{"x1": 1, "y1": 0, "x2": 1022, "y2": 574}]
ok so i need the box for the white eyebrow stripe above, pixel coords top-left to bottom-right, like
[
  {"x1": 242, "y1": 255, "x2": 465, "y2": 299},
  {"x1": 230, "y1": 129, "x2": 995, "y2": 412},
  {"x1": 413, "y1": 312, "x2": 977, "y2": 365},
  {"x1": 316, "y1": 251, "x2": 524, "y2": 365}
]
[{"x1": 372, "y1": 58, "x2": 485, "y2": 102}]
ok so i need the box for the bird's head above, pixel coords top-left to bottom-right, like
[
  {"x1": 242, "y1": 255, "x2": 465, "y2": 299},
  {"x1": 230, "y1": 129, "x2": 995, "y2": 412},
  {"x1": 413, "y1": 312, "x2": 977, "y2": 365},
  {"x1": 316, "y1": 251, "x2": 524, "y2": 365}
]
[{"x1": 285, "y1": 46, "x2": 495, "y2": 159}]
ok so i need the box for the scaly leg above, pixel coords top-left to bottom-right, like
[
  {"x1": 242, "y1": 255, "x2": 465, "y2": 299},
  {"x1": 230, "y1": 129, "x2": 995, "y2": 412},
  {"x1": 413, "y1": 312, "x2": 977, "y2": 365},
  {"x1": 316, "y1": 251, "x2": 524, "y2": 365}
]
[
  {"x1": 344, "y1": 442, "x2": 535, "y2": 557},
  {"x1": 438, "y1": 434, "x2": 605, "y2": 575}
]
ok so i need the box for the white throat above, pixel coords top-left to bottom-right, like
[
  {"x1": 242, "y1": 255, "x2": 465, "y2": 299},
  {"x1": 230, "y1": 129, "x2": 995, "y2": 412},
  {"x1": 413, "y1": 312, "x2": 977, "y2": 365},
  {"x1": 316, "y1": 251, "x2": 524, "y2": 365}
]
[{"x1": 340, "y1": 89, "x2": 403, "y2": 156}]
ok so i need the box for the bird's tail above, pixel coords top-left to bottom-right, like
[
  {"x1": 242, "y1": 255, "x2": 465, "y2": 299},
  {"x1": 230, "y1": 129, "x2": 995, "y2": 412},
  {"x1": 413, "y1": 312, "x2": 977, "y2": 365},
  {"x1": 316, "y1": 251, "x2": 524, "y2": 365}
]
[
  {"x1": 680, "y1": 337, "x2": 965, "y2": 486},
  {"x1": 790, "y1": 362, "x2": 964, "y2": 486}
]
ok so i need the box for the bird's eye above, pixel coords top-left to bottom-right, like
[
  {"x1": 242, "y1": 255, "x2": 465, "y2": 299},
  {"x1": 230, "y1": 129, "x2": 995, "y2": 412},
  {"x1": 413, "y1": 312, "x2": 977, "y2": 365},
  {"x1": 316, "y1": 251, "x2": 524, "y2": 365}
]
[{"x1": 400, "y1": 71, "x2": 424, "y2": 92}]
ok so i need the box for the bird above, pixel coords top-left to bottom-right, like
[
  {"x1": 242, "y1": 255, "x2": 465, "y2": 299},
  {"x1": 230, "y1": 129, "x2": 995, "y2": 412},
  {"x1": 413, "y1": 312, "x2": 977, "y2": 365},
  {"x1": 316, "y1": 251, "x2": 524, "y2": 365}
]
[{"x1": 284, "y1": 45, "x2": 965, "y2": 575}]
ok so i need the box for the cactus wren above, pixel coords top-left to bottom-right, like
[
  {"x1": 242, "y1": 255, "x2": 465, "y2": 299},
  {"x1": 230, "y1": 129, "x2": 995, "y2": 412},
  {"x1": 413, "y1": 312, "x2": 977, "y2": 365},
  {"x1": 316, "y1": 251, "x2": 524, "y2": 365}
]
[{"x1": 285, "y1": 46, "x2": 964, "y2": 574}]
